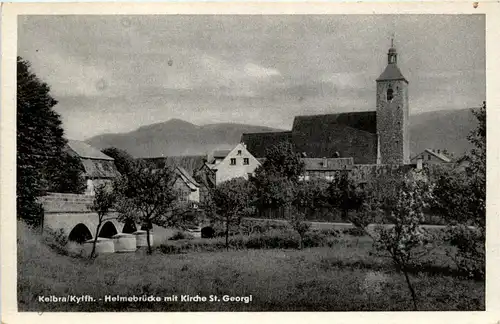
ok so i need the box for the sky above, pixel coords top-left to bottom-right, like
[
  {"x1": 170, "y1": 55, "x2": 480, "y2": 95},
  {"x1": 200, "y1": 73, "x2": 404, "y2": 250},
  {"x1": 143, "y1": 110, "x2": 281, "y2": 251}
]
[{"x1": 18, "y1": 14, "x2": 485, "y2": 140}]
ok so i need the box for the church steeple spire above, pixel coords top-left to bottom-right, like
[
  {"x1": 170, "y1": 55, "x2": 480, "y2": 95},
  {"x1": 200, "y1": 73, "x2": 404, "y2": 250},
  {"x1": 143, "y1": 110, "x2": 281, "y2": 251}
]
[
  {"x1": 377, "y1": 36, "x2": 407, "y2": 83},
  {"x1": 388, "y1": 36, "x2": 397, "y2": 64}
]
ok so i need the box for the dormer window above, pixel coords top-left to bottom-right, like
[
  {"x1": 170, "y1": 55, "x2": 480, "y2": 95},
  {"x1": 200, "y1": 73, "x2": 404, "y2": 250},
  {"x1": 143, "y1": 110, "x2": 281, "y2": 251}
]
[{"x1": 387, "y1": 88, "x2": 394, "y2": 101}]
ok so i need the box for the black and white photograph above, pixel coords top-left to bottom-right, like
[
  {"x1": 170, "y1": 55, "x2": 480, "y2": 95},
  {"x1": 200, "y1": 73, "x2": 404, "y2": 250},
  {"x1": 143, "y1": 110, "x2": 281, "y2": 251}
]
[{"x1": 2, "y1": 2, "x2": 496, "y2": 318}]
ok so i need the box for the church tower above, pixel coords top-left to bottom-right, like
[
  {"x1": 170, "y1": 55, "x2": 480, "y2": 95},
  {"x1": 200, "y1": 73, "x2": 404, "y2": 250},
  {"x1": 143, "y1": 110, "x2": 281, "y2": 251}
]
[{"x1": 376, "y1": 40, "x2": 410, "y2": 165}]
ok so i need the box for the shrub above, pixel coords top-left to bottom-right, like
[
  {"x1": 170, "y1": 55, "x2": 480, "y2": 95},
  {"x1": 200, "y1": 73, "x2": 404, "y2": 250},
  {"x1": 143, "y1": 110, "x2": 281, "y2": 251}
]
[
  {"x1": 42, "y1": 227, "x2": 69, "y2": 255},
  {"x1": 239, "y1": 219, "x2": 291, "y2": 235},
  {"x1": 245, "y1": 230, "x2": 299, "y2": 249},
  {"x1": 158, "y1": 244, "x2": 185, "y2": 254},
  {"x1": 157, "y1": 229, "x2": 333, "y2": 254},
  {"x1": 169, "y1": 231, "x2": 194, "y2": 241},
  {"x1": 445, "y1": 225, "x2": 485, "y2": 280},
  {"x1": 302, "y1": 231, "x2": 329, "y2": 248},
  {"x1": 316, "y1": 228, "x2": 340, "y2": 237},
  {"x1": 342, "y1": 227, "x2": 365, "y2": 237}
]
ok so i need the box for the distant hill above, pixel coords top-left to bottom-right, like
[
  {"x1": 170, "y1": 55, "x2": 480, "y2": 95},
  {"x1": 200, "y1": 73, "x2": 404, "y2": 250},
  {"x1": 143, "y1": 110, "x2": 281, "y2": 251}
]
[
  {"x1": 409, "y1": 108, "x2": 477, "y2": 159},
  {"x1": 86, "y1": 109, "x2": 478, "y2": 159},
  {"x1": 86, "y1": 119, "x2": 284, "y2": 157}
]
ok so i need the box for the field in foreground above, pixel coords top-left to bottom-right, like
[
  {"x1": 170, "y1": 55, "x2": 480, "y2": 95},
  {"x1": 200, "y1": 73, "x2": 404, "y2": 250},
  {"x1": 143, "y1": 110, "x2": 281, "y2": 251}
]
[{"x1": 17, "y1": 223, "x2": 484, "y2": 311}]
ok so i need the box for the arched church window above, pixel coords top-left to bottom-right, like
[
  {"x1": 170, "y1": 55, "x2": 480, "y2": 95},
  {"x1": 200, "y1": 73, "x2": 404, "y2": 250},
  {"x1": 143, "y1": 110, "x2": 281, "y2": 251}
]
[{"x1": 387, "y1": 88, "x2": 394, "y2": 101}]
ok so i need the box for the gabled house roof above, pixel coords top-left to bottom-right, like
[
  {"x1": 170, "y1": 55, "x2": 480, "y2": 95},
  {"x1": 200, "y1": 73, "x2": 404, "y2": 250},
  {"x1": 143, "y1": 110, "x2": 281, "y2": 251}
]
[
  {"x1": 66, "y1": 140, "x2": 114, "y2": 160},
  {"x1": 256, "y1": 157, "x2": 354, "y2": 171},
  {"x1": 79, "y1": 159, "x2": 121, "y2": 179},
  {"x1": 175, "y1": 166, "x2": 200, "y2": 190},
  {"x1": 411, "y1": 149, "x2": 452, "y2": 163},
  {"x1": 303, "y1": 157, "x2": 354, "y2": 171},
  {"x1": 193, "y1": 163, "x2": 217, "y2": 189},
  {"x1": 142, "y1": 155, "x2": 206, "y2": 175},
  {"x1": 65, "y1": 140, "x2": 120, "y2": 179}
]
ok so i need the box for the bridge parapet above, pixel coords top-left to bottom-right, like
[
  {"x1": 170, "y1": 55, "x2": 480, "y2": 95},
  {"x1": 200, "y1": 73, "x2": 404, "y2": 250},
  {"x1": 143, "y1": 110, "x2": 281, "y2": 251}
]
[
  {"x1": 39, "y1": 193, "x2": 125, "y2": 242},
  {"x1": 39, "y1": 193, "x2": 116, "y2": 213}
]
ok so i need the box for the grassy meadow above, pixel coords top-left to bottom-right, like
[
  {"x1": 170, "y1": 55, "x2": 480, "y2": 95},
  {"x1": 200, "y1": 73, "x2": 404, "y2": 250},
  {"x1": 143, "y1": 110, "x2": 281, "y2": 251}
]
[{"x1": 17, "y1": 221, "x2": 484, "y2": 312}]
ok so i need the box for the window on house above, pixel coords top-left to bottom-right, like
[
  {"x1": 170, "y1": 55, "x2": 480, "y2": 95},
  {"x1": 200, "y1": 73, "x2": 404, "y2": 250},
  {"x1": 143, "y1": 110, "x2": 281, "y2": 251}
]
[
  {"x1": 237, "y1": 150, "x2": 242, "y2": 155},
  {"x1": 428, "y1": 155, "x2": 431, "y2": 161},
  {"x1": 243, "y1": 158, "x2": 249, "y2": 165},
  {"x1": 230, "y1": 158, "x2": 236, "y2": 165}
]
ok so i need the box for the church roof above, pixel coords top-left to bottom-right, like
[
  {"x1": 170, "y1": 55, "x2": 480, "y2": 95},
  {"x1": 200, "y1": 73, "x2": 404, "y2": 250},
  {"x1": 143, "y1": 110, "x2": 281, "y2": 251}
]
[
  {"x1": 292, "y1": 111, "x2": 377, "y2": 134},
  {"x1": 213, "y1": 149, "x2": 232, "y2": 158},
  {"x1": 241, "y1": 112, "x2": 378, "y2": 163},
  {"x1": 376, "y1": 64, "x2": 408, "y2": 82},
  {"x1": 241, "y1": 131, "x2": 293, "y2": 159}
]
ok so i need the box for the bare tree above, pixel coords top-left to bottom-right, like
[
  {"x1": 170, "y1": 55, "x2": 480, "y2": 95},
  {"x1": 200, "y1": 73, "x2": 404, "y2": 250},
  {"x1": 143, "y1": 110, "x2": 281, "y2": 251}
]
[{"x1": 88, "y1": 184, "x2": 116, "y2": 259}]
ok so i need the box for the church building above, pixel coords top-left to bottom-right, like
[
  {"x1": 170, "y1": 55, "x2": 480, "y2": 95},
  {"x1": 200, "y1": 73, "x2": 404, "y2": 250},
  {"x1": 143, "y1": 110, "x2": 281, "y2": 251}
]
[{"x1": 241, "y1": 43, "x2": 410, "y2": 165}]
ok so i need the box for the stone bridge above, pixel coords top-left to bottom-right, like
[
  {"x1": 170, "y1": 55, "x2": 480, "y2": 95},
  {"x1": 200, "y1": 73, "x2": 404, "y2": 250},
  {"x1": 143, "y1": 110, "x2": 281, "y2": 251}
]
[{"x1": 39, "y1": 193, "x2": 139, "y2": 243}]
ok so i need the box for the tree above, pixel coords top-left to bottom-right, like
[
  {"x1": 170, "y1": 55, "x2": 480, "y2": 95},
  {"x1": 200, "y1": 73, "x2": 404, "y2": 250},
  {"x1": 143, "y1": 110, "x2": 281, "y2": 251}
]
[
  {"x1": 432, "y1": 102, "x2": 486, "y2": 279},
  {"x1": 370, "y1": 174, "x2": 434, "y2": 310},
  {"x1": 251, "y1": 142, "x2": 313, "y2": 248},
  {"x1": 206, "y1": 178, "x2": 255, "y2": 250},
  {"x1": 465, "y1": 101, "x2": 486, "y2": 228},
  {"x1": 17, "y1": 56, "x2": 66, "y2": 226},
  {"x1": 293, "y1": 178, "x2": 330, "y2": 213},
  {"x1": 251, "y1": 142, "x2": 305, "y2": 215},
  {"x1": 101, "y1": 147, "x2": 136, "y2": 177},
  {"x1": 252, "y1": 170, "x2": 296, "y2": 211},
  {"x1": 288, "y1": 207, "x2": 311, "y2": 249},
  {"x1": 431, "y1": 166, "x2": 474, "y2": 225},
  {"x1": 290, "y1": 179, "x2": 331, "y2": 248},
  {"x1": 255, "y1": 141, "x2": 305, "y2": 182},
  {"x1": 327, "y1": 171, "x2": 366, "y2": 221},
  {"x1": 43, "y1": 151, "x2": 87, "y2": 194},
  {"x1": 88, "y1": 184, "x2": 116, "y2": 258},
  {"x1": 335, "y1": 171, "x2": 434, "y2": 311},
  {"x1": 113, "y1": 163, "x2": 181, "y2": 254}
]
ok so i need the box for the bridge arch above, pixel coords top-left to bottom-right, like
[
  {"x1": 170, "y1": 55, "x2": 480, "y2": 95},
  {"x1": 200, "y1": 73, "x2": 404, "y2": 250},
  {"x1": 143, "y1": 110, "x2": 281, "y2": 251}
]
[
  {"x1": 201, "y1": 226, "x2": 215, "y2": 238},
  {"x1": 98, "y1": 221, "x2": 118, "y2": 238},
  {"x1": 68, "y1": 223, "x2": 93, "y2": 243},
  {"x1": 122, "y1": 220, "x2": 137, "y2": 234}
]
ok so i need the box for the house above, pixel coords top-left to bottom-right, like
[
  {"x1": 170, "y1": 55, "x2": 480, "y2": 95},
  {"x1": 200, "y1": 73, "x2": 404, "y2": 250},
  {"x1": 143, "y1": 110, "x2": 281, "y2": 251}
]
[
  {"x1": 193, "y1": 163, "x2": 217, "y2": 204},
  {"x1": 299, "y1": 157, "x2": 354, "y2": 181},
  {"x1": 64, "y1": 140, "x2": 120, "y2": 195},
  {"x1": 410, "y1": 149, "x2": 452, "y2": 166},
  {"x1": 242, "y1": 42, "x2": 411, "y2": 165},
  {"x1": 172, "y1": 166, "x2": 201, "y2": 208},
  {"x1": 197, "y1": 143, "x2": 261, "y2": 186}
]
